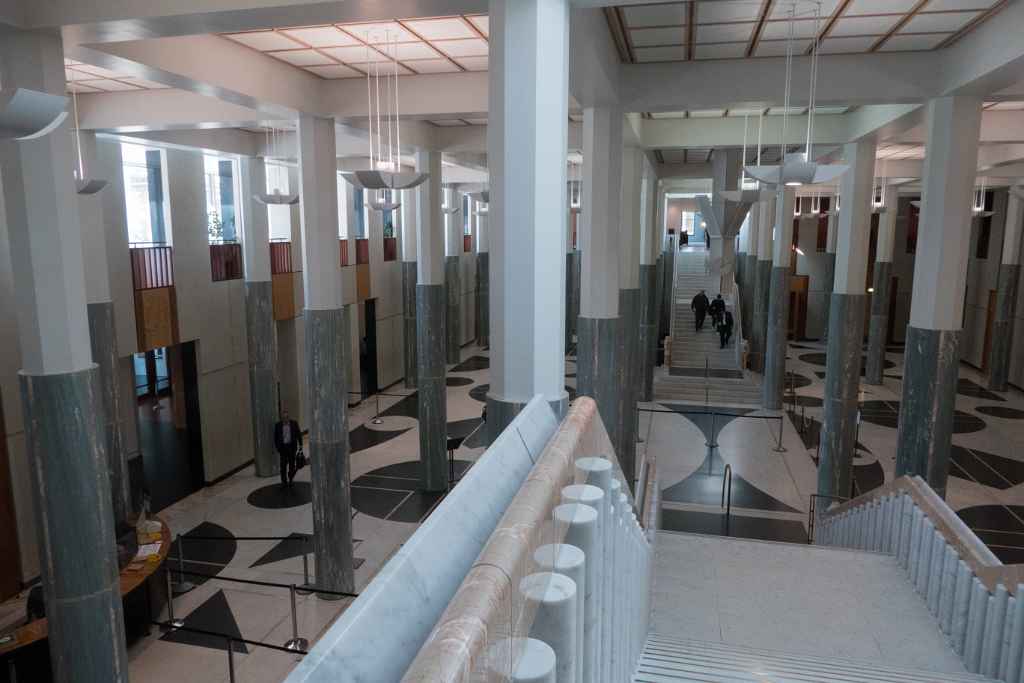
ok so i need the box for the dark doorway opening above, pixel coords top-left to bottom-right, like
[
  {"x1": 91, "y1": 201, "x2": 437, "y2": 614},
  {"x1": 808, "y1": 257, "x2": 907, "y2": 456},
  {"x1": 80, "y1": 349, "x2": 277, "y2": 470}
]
[{"x1": 360, "y1": 299, "x2": 379, "y2": 398}]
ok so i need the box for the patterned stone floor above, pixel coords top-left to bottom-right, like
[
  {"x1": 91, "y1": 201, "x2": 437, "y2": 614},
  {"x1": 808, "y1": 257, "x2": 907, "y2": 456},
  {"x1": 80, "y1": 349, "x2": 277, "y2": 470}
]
[{"x1": 128, "y1": 344, "x2": 580, "y2": 683}]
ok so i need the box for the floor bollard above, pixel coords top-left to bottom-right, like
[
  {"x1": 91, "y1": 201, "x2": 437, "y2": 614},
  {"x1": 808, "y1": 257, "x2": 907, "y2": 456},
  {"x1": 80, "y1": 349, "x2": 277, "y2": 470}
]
[
  {"x1": 164, "y1": 568, "x2": 185, "y2": 630},
  {"x1": 284, "y1": 584, "x2": 310, "y2": 651},
  {"x1": 227, "y1": 638, "x2": 236, "y2": 682},
  {"x1": 172, "y1": 534, "x2": 196, "y2": 595},
  {"x1": 296, "y1": 539, "x2": 314, "y2": 595},
  {"x1": 773, "y1": 415, "x2": 787, "y2": 452}
]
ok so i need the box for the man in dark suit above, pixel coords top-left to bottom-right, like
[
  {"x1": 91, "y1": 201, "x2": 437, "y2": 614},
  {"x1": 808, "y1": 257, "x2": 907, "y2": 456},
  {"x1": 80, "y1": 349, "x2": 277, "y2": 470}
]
[{"x1": 273, "y1": 410, "x2": 301, "y2": 487}]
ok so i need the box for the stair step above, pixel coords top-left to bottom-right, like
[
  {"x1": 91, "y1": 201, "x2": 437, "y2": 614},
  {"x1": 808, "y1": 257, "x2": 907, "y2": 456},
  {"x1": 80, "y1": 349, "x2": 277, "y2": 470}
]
[{"x1": 634, "y1": 635, "x2": 993, "y2": 683}]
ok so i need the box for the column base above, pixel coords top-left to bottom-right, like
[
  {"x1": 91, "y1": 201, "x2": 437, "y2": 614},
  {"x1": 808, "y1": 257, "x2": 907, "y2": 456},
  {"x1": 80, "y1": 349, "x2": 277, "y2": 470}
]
[
  {"x1": 476, "y1": 252, "x2": 490, "y2": 347},
  {"x1": 402, "y1": 261, "x2": 418, "y2": 389},
  {"x1": 751, "y1": 259, "x2": 772, "y2": 373},
  {"x1": 762, "y1": 265, "x2": 791, "y2": 410},
  {"x1": 864, "y1": 261, "x2": 892, "y2": 386},
  {"x1": 988, "y1": 263, "x2": 1020, "y2": 392},
  {"x1": 304, "y1": 308, "x2": 356, "y2": 594},
  {"x1": 445, "y1": 256, "x2": 461, "y2": 365},
  {"x1": 20, "y1": 365, "x2": 129, "y2": 683},
  {"x1": 817, "y1": 293, "x2": 867, "y2": 500},
  {"x1": 486, "y1": 393, "x2": 568, "y2": 446},
  {"x1": 896, "y1": 326, "x2": 960, "y2": 498},
  {"x1": 821, "y1": 253, "x2": 836, "y2": 342},
  {"x1": 619, "y1": 289, "x2": 640, "y2": 488},
  {"x1": 417, "y1": 284, "x2": 448, "y2": 492},
  {"x1": 577, "y1": 316, "x2": 624, "y2": 470},
  {"x1": 245, "y1": 281, "x2": 279, "y2": 478},
  {"x1": 639, "y1": 265, "x2": 658, "y2": 402}
]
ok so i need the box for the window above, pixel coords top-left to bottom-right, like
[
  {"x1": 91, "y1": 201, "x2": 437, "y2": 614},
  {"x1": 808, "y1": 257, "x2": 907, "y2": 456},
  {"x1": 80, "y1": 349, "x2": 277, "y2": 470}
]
[
  {"x1": 354, "y1": 190, "x2": 367, "y2": 238},
  {"x1": 680, "y1": 211, "x2": 697, "y2": 235},
  {"x1": 122, "y1": 143, "x2": 168, "y2": 245},
  {"x1": 204, "y1": 156, "x2": 239, "y2": 243},
  {"x1": 337, "y1": 175, "x2": 349, "y2": 238},
  {"x1": 382, "y1": 190, "x2": 394, "y2": 238},
  {"x1": 266, "y1": 162, "x2": 292, "y2": 242},
  {"x1": 463, "y1": 193, "x2": 471, "y2": 235}
]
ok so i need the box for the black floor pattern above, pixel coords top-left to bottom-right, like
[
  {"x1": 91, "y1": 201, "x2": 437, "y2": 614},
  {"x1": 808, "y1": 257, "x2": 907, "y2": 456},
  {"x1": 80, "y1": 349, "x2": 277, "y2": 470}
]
[
  {"x1": 662, "y1": 451, "x2": 799, "y2": 513},
  {"x1": 451, "y1": 355, "x2": 489, "y2": 372},
  {"x1": 950, "y1": 445, "x2": 1024, "y2": 490},
  {"x1": 957, "y1": 378, "x2": 1005, "y2": 402},
  {"x1": 786, "y1": 372, "x2": 813, "y2": 389},
  {"x1": 798, "y1": 353, "x2": 895, "y2": 373},
  {"x1": 975, "y1": 405, "x2": 1024, "y2": 419},
  {"x1": 247, "y1": 482, "x2": 312, "y2": 509},
  {"x1": 660, "y1": 508, "x2": 808, "y2": 544},
  {"x1": 956, "y1": 506, "x2": 1024, "y2": 564},
  {"x1": 467, "y1": 383, "x2": 577, "y2": 405},
  {"x1": 669, "y1": 367, "x2": 744, "y2": 379},
  {"x1": 248, "y1": 532, "x2": 366, "y2": 571},
  {"x1": 350, "y1": 424, "x2": 413, "y2": 453},
  {"x1": 350, "y1": 459, "x2": 473, "y2": 522},
  {"x1": 857, "y1": 400, "x2": 986, "y2": 434},
  {"x1": 160, "y1": 589, "x2": 248, "y2": 653},
  {"x1": 796, "y1": 414, "x2": 884, "y2": 496},
  {"x1": 170, "y1": 522, "x2": 237, "y2": 589},
  {"x1": 446, "y1": 376, "x2": 473, "y2": 387}
]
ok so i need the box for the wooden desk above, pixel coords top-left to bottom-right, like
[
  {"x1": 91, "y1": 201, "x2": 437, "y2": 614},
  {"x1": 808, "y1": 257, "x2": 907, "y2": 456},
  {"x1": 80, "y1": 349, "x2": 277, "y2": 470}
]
[{"x1": 0, "y1": 518, "x2": 172, "y2": 657}]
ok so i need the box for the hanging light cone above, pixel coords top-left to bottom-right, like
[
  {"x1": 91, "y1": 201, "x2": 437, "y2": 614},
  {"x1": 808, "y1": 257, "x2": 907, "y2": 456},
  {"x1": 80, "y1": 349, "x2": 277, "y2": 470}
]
[
  {"x1": 255, "y1": 189, "x2": 300, "y2": 205},
  {"x1": 0, "y1": 88, "x2": 68, "y2": 141},
  {"x1": 467, "y1": 190, "x2": 489, "y2": 204},
  {"x1": 474, "y1": 204, "x2": 489, "y2": 216},
  {"x1": 368, "y1": 198, "x2": 401, "y2": 212},
  {"x1": 719, "y1": 188, "x2": 773, "y2": 203},
  {"x1": 341, "y1": 169, "x2": 429, "y2": 191},
  {"x1": 744, "y1": 153, "x2": 849, "y2": 187},
  {"x1": 76, "y1": 178, "x2": 108, "y2": 195}
]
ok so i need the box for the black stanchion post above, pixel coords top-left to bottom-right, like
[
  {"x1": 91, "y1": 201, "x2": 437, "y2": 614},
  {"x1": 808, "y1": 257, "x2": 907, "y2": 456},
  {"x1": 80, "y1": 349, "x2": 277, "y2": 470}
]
[
  {"x1": 284, "y1": 584, "x2": 309, "y2": 651},
  {"x1": 172, "y1": 534, "x2": 195, "y2": 595},
  {"x1": 227, "y1": 638, "x2": 236, "y2": 682},
  {"x1": 164, "y1": 568, "x2": 184, "y2": 630},
  {"x1": 297, "y1": 536, "x2": 314, "y2": 595},
  {"x1": 773, "y1": 414, "x2": 787, "y2": 452}
]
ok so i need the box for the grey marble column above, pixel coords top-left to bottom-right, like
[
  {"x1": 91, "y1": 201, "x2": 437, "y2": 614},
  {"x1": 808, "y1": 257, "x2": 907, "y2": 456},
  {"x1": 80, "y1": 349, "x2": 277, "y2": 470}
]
[
  {"x1": 87, "y1": 301, "x2": 132, "y2": 527},
  {"x1": 820, "y1": 252, "x2": 837, "y2": 342},
  {"x1": 659, "y1": 248, "x2": 674, "y2": 341},
  {"x1": 475, "y1": 252, "x2": 489, "y2": 346},
  {"x1": 445, "y1": 256, "x2": 461, "y2": 364},
  {"x1": 817, "y1": 294, "x2": 867, "y2": 499},
  {"x1": 736, "y1": 250, "x2": 746, "y2": 290},
  {"x1": 21, "y1": 366, "x2": 129, "y2": 682},
  {"x1": 654, "y1": 254, "x2": 666, "y2": 353},
  {"x1": 246, "y1": 281, "x2": 278, "y2": 477},
  {"x1": 305, "y1": 308, "x2": 355, "y2": 594},
  {"x1": 741, "y1": 253, "x2": 757, "y2": 338},
  {"x1": 865, "y1": 261, "x2": 893, "y2": 385},
  {"x1": 417, "y1": 284, "x2": 448, "y2": 491},
  {"x1": 639, "y1": 264, "x2": 658, "y2": 401},
  {"x1": 565, "y1": 251, "x2": 579, "y2": 351},
  {"x1": 402, "y1": 261, "x2": 418, "y2": 388},
  {"x1": 762, "y1": 266, "x2": 791, "y2": 409},
  {"x1": 619, "y1": 288, "x2": 640, "y2": 486},
  {"x1": 895, "y1": 327, "x2": 960, "y2": 498},
  {"x1": 989, "y1": 263, "x2": 1020, "y2": 392},
  {"x1": 751, "y1": 259, "x2": 772, "y2": 373},
  {"x1": 578, "y1": 316, "x2": 623, "y2": 467}
]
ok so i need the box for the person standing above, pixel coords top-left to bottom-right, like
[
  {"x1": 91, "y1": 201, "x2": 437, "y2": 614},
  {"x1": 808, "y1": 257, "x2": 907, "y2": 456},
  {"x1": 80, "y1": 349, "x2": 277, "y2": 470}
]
[
  {"x1": 691, "y1": 290, "x2": 710, "y2": 331},
  {"x1": 709, "y1": 293, "x2": 725, "y2": 328},
  {"x1": 273, "y1": 410, "x2": 301, "y2": 487},
  {"x1": 719, "y1": 309, "x2": 734, "y2": 350}
]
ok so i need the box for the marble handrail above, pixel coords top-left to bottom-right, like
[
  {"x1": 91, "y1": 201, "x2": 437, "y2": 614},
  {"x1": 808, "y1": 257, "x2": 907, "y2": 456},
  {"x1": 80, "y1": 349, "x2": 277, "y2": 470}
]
[
  {"x1": 819, "y1": 475, "x2": 1013, "y2": 593},
  {"x1": 402, "y1": 397, "x2": 630, "y2": 683}
]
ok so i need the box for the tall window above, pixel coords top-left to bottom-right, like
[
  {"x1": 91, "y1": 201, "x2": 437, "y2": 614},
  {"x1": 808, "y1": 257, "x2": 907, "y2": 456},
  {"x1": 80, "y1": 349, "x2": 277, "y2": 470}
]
[
  {"x1": 354, "y1": 190, "x2": 367, "y2": 238},
  {"x1": 204, "y1": 156, "x2": 239, "y2": 243},
  {"x1": 267, "y1": 162, "x2": 292, "y2": 241},
  {"x1": 680, "y1": 211, "x2": 697, "y2": 236},
  {"x1": 122, "y1": 143, "x2": 168, "y2": 245},
  {"x1": 462, "y1": 193, "x2": 471, "y2": 235}
]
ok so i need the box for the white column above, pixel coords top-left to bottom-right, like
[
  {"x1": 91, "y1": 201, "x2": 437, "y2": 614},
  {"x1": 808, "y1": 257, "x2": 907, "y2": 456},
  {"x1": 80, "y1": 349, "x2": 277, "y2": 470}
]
[
  {"x1": 416, "y1": 150, "x2": 444, "y2": 286},
  {"x1": 299, "y1": 117, "x2": 343, "y2": 310},
  {"x1": 581, "y1": 107, "x2": 622, "y2": 319},
  {"x1": 1001, "y1": 190, "x2": 1023, "y2": 267},
  {"x1": 476, "y1": 204, "x2": 489, "y2": 254},
  {"x1": 401, "y1": 189, "x2": 418, "y2": 262},
  {"x1": 487, "y1": 0, "x2": 570, "y2": 423},
  {"x1": 833, "y1": 139, "x2": 876, "y2": 295},
  {"x1": 620, "y1": 146, "x2": 643, "y2": 290},
  {"x1": 241, "y1": 157, "x2": 272, "y2": 283}
]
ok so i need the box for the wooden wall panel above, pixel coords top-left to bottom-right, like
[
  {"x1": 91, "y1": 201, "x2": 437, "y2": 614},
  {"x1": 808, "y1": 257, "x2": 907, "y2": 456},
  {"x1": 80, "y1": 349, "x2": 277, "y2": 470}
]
[
  {"x1": 135, "y1": 286, "x2": 179, "y2": 352},
  {"x1": 272, "y1": 272, "x2": 297, "y2": 321},
  {"x1": 356, "y1": 264, "x2": 371, "y2": 302}
]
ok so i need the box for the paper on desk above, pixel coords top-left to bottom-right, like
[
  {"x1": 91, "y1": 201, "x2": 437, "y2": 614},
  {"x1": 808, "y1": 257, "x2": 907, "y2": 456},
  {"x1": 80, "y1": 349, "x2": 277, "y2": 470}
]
[{"x1": 136, "y1": 543, "x2": 161, "y2": 558}]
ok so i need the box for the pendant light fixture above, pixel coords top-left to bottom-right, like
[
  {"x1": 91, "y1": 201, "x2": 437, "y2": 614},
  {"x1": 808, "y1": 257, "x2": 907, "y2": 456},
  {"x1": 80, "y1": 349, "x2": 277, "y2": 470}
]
[
  {"x1": 721, "y1": 111, "x2": 772, "y2": 202},
  {"x1": 70, "y1": 89, "x2": 107, "y2": 195},
  {"x1": 744, "y1": 2, "x2": 848, "y2": 187},
  {"x1": 0, "y1": 70, "x2": 68, "y2": 141},
  {"x1": 341, "y1": 31, "x2": 428, "y2": 192},
  {"x1": 971, "y1": 179, "x2": 994, "y2": 217},
  {"x1": 871, "y1": 177, "x2": 887, "y2": 214},
  {"x1": 256, "y1": 125, "x2": 299, "y2": 205}
]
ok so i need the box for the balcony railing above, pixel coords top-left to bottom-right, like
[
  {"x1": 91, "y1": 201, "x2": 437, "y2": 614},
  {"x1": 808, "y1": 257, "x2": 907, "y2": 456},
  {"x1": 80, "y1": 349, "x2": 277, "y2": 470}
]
[
  {"x1": 210, "y1": 241, "x2": 243, "y2": 282},
  {"x1": 270, "y1": 240, "x2": 293, "y2": 275},
  {"x1": 130, "y1": 244, "x2": 174, "y2": 290}
]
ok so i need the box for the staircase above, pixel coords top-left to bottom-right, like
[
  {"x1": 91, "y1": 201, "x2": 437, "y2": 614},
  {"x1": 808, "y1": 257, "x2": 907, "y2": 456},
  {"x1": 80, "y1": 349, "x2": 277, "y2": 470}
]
[
  {"x1": 655, "y1": 247, "x2": 761, "y2": 405},
  {"x1": 634, "y1": 635, "x2": 993, "y2": 682}
]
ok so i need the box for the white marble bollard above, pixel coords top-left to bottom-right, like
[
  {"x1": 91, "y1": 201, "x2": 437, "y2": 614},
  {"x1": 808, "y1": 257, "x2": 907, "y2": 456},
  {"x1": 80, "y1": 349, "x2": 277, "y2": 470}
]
[
  {"x1": 573, "y1": 457, "x2": 614, "y2": 683},
  {"x1": 506, "y1": 637, "x2": 557, "y2": 683},
  {"x1": 560, "y1": 484, "x2": 604, "y2": 683},
  {"x1": 927, "y1": 535, "x2": 947, "y2": 615},
  {"x1": 1004, "y1": 585, "x2": 1024, "y2": 683},
  {"x1": 916, "y1": 521, "x2": 936, "y2": 596},
  {"x1": 982, "y1": 584, "x2": 1009, "y2": 678},
  {"x1": 939, "y1": 545, "x2": 959, "y2": 634},
  {"x1": 550, "y1": 503, "x2": 600, "y2": 683},
  {"x1": 964, "y1": 577, "x2": 990, "y2": 672},
  {"x1": 520, "y1": 572, "x2": 578, "y2": 683},
  {"x1": 534, "y1": 543, "x2": 586, "y2": 683},
  {"x1": 951, "y1": 559, "x2": 972, "y2": 655}
]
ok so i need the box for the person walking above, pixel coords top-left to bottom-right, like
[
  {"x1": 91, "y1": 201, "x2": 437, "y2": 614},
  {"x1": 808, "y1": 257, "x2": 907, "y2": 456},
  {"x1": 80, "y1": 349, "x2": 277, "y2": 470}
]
[
  {"x1": 718, "y1": 309, "x2": 734, "y2": 350},
  {"x1": 691, "y1": 290, "x2": 710, "y2": 331},
  {"x1": 709, "y1": 293, "x2": 726, "y2": 328},
  {"x1": 273, "y1": 410, "x2": 301, "y2": 487}
]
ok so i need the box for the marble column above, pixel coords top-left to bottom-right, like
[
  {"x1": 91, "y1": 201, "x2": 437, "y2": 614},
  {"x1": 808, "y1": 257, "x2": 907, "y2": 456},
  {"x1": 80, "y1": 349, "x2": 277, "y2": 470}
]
[
  {"x1": 401, "y1": 190, "x2": 418, "y2": 388},
  {"x1": 0, "y1": 26, "x2": 128, "y2": 681},
  {"x1": 752, "y1": 194, "x2": 776, "y2": 374},
  {"x1": 79, "y1": 132, "x2": 133, "y2": 528},
  {"x1": 297, "y1": 114, "x2": 355, "y2": 593},
  {"x1": 709, "y1": 149, "x2": 743, "y2": 288},
  {"x1": 240, "y1": 156, "x2": 279, "y2": 477},
  {"x1": 619, "y1": 147, "x2": 643, "y2": 487},
  {"x1": 475, "y1": 206, "x2": 490, "y2": 346},
  {"x1": 415, "y1": 149, "x2": 448, "y2": 490},
  {"x1": 741, "y1": 199, "x2": 760, "y2": 339},
  {"x1": 762, "y1": 187, "x2": 794, "y2": 409},
  {"x1": 895, "y1": 96, "x2": 984, "y2": 498},
  {"x1": 988, "y1": 189, "x2": 1023, "y2": 391},
  {"x1": 639, "y1": 160, "x2": 659, "y2": 402},
  {"x1": 865, "y1": 184, "x2": 898, "y2": 386},
  {"x1": 579, "y1": 105, "x2": 624, "y2": 466},
  {"x1": 445, "y1": 188, "x2": 462, "y2": 365},
  {"x1": 486, "y1": 0, "x2": 570, "y2": 440},
  {"x1": 566, "y1": 196, "x2": 579, "y2": 352},
  {"x1": 817, "y1": 138, "x2": 875, "y2": 500},
  {"x1": 821, "y1": 204, "x2": 839, "y2": 342}
]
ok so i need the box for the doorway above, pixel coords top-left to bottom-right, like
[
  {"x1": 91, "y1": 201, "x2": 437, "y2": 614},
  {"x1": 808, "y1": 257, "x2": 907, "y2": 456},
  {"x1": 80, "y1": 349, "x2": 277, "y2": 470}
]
[
  {"x1": 135, "y1": 342, "x2": 205, "y2": 512},
  {"x1": 788, "y1": 275, "x2": 809, "y2": 340},
  {"x1": 981, "y1": 289, "x2": 998, "y2": 372},
  {"x1": 359, "y1": 299, "x2": 379, "y2": 399}
]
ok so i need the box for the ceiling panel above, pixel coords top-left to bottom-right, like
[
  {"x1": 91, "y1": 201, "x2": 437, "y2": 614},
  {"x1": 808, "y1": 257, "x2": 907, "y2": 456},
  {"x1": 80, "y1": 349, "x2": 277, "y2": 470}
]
[
  {"x1": 660, "y1": 149, "x2": 687, "y2": 163},
  {"x1": 321, "y1": 45, "x2": 381, "y2": 62},
  {"x1": 688, "y1": 109, "x2": 726, "y2": 117},
  {"x1": 845, "y1": 0, "x2": 918, "y2": 14},
  {"x1": 224, "y1": 31, "x2": 304, "y2": 51},
  {"x1": 923, "y1": 0, "x2": 997, "y2": 11},
  {"x1": 756, "y1": 39, "x2": 813, "y2": 56},
  {"x1": 879, "y1": 33, "x2": 951, "y2": 50},
  {"x1": 902, "y1": 10, "x2": 982, "y2": 33},
  {"x1": 696, "y1": 22, "x2": 755, "y2": 43},
  {"x1": 695, "y1": 42, "x2": 747, "y2": 59},
  {"x1": 830, "y1": 14, "x2": 902, "y2": 36},
  {"x1": 343, "y1": 22, "x2": 419, "y2": 43},
  {"x1": 727, "y1": 108, "x2": 767, "y2": 117},
  {"x1": 66, "y1": 81, "x2": 102, "y2": 93},
  {"x1": 987, "y1": 101, "x2": 1024, "y2": 110},
  {"x1": 431, "y1": 119, "x2": 467, "y2": 127},
  {"x1": 88, "y1": 79, "x2": 144, "y2": 92},
  {"x1": 456, "y1": 55, "x2": 489, "y2": 71},
  {"x1": 268, "y1": 49, "x2": 335, "y2": 66},
  {"x1": 406, "y1": 58, "x2": 460, "y2": 74},
  {"x1": 622, "y1": 3, "x2": 690, "y2": 27},
  {"x1": 633, "y1": 45, "x2": 689, "y2": 62},
  {"x1": 819, "y1": 36, "x2": 878, "y2": 53},
  {"x1": 630, "y1": 26, "x2": 687, "y2": 46},
  {"x1": 305, "y1": 64, "x2": 362, "y2": 79},
  {"x1": 403, "y1": 17, "x2": 477, "y2": 40},
  {"x1": 696, "y1": 2, "x2": 761, "y2": 23},
  {"x1": 769, "y1": 0, "x2": 841, "y2": 20},
  {"x1": 280, "y1": 26, "x2": 360, "y2": 47},
  {"x1": 433, "y1": 38, "x2": 488, "y2": 57},
  {"x1": 467, "y1": 15, "x2": 489, "y2": 36},
  {"x1": 381, "y1": 41, "x2": 443, "y2": 61},
  {"x1": 760, "y1": 20, "x2": 820, "y2": 40},
  {"x1": 650, "y1": 111, "x2": 688, "y2": 119}
]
